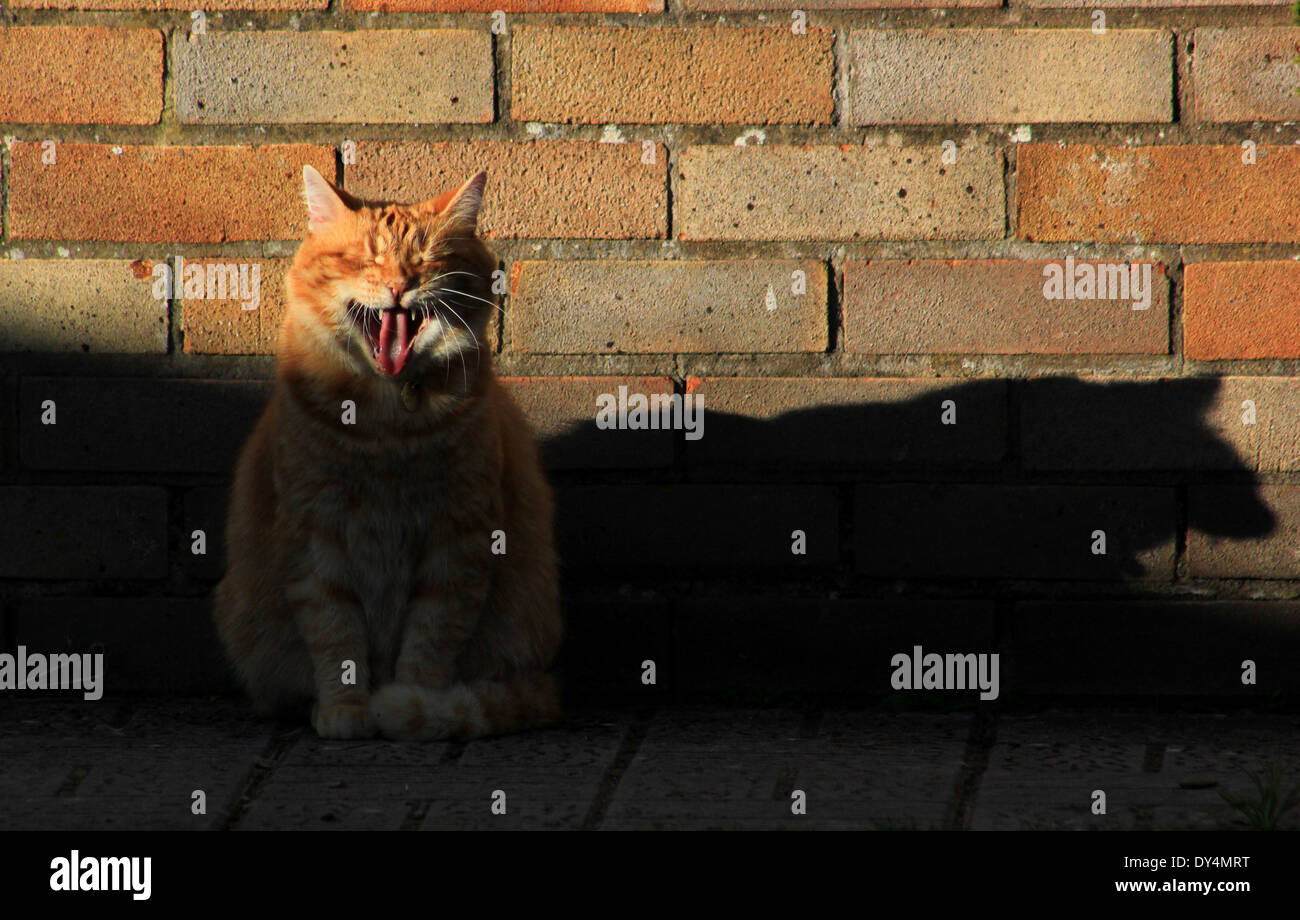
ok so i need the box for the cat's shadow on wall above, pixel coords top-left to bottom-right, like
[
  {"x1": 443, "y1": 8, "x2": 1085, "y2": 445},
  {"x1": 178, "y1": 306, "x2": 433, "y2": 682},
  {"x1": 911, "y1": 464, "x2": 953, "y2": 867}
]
[
  {"x1": 17, "y1": 370, "x2": 1283, "y2": 702},
  {"x1": 539, "y1": 374, "x2": 1285, "y2": 702}
]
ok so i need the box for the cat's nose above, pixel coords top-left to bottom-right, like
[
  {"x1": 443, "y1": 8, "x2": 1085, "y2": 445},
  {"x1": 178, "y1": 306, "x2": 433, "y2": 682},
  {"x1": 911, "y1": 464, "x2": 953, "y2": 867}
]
[{"x1": 386, "y1": 280, "x2": 407, "y2": 305}]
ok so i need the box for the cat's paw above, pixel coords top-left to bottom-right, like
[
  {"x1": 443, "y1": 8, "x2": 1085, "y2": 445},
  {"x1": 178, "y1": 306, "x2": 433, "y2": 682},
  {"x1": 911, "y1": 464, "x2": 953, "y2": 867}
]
[
  {"x1": 370, "y1": 682, "x2": 485, "y2": 741},
  {"x1": 368, "y1": 683, "x2": 427, "y2": 739},
  {"x1": 311, "y1": 701, "x2": 377, "y2": 740}
]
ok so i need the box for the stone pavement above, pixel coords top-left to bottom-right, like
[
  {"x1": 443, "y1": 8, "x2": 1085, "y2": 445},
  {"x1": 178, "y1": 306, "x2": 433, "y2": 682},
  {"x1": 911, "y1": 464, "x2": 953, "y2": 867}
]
[{"x1": 2, "y1": 698, "x2": 1298, "y2": 831}]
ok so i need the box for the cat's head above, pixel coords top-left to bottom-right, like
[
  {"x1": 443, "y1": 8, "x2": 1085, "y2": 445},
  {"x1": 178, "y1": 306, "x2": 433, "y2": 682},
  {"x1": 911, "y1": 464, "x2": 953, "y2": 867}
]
[{"x1": 284, "y1": 164, "x2": 496, "y2": 384}]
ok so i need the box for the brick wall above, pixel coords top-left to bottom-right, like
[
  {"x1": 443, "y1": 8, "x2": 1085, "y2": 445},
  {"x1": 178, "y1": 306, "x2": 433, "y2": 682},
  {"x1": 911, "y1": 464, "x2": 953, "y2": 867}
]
[{"x1": 1, "y1": 4, "x2": 1299, "y2": 703}]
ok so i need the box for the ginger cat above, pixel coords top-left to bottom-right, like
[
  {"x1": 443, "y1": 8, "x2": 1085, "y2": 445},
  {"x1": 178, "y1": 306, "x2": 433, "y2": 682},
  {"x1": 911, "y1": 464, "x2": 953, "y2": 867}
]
[{"x1": 213, "y1": 165, "x2": 561, "y2": 741}]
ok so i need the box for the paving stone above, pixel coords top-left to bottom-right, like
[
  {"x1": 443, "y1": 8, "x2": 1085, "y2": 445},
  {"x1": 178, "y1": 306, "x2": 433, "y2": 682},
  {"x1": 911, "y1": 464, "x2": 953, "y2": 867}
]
[
  {"x1": 3, "y1": 701, "x2": 1294, "y2": 832},
  {"x1": 971, "y1": 711, "x2": 1300, "y2": 830},
  {"x1": 0, "y1": 699, "x2": 270, "y2": 830},
  {"x1": 244, "y1": 718, "x2": 623, "y2": 830},
  {"x1": 601, "y1": 709, "x2": 969, "y2": 829}
]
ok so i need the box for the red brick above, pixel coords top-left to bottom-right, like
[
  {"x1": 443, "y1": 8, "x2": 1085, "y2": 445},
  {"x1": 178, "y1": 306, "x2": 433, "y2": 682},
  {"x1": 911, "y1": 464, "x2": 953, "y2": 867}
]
[
  {"x1": 499, "y1": 376, "x2": 676, "y2": 468},
  {"x1": 1194, "y1": 28, "x2": 1300, "y2": 122},
  {"x1": 8, "y1": 144, "x2": 335, "y2": 243},
  {"x1": 0, "y1": 28, "x2": 162, "y2": 124},
  {"x1": 844, "y1": 259, "x2": 1168, "y2": 355},
  {"x1": 508, "y1": 260, "x2": 828, "y2": 353},
  {"x1": 678, "y1": 145, "x2": 1003, "y2": 241},
  {"x1": 178, "y1": 258, "x2": 289, "y2": 355},
  {"x1": 1017, "y1": 144, "x2": 1300, "y2": 243},
  {"x1": 512, "y1": 27, "x2": 833, "y2": 125},
  {"x1": 348, "y1": 142, "x2": 666, "y2": 240},
  {"x1": 1184, "y1": 261, "x2": 1300, "y2": 360}
]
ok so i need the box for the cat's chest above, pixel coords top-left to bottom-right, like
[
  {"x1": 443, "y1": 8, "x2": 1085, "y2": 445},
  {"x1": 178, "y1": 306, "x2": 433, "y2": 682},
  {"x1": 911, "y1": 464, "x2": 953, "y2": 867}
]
[
  {"x1": 287, "y1": 445, "x2": 454, "y2": 591},
  {"x1": 333, "y1": 467, "x2": 448, "y2": 572}
]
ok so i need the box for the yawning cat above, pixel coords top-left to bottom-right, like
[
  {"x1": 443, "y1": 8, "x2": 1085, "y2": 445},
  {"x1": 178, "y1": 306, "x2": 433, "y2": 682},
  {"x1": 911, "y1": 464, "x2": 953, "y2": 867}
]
[{"x1": 213, "y1": 165, "x2": 562, "y2": 741}]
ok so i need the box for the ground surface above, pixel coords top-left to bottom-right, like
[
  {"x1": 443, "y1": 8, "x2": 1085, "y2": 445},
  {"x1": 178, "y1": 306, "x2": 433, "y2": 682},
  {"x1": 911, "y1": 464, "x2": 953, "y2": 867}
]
[{"x1": 2, "y1": 699, "x2": 1298, "y2": 831}]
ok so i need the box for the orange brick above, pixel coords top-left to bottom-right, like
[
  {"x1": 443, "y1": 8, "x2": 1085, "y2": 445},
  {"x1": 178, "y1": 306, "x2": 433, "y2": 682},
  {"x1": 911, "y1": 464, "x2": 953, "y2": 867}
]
[
  {"x1": 348, "y1": 142, "x2": 667, "y2": 239},
  {"x1": 512, "y1": 27, "x2": 834, "y2": 125},
  {"x1": 178, "y1": 258, "x2": 290, "y2": 355},
  {"x1": 1184, "y1": 261, "x2": 1300, "y2": 360},
  {"x1": 9, "y1": 143, "x2": 335, "y2": 242},
  {"x1": 0, "y1": 28, "x2": 162, "y2": 125},
  {"x1": 1017, "y1": 145, "x2": 1300, "y2": 243}
]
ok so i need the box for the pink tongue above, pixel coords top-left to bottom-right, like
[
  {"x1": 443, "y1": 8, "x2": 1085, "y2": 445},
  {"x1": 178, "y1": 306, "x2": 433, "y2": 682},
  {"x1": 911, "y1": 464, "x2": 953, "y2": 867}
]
[{"x1": 376, "y1": 308, "x2": 410, "y2": 376}]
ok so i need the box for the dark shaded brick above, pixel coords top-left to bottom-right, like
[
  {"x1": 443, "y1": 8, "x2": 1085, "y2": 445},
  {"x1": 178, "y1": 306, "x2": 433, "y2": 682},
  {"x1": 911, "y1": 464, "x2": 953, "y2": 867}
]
[
  {"x1": 853, "y1": 485, "x2": 1176, "y2": 580},
  {"x1": 1188, "y1": 485, "x2": 1296, "y2": 578},
  {"x1": 1009, "y1": 601, "x2": 1300, "y2": 695},
  {"x1": 559, "y1": 598, "x2": 672, "y2": 702},
  {"x1": 685, "y1": 377, "x2": 1006, "y2": 471},
  {"x1": 20, "y1": 377, "x2": 270, "y2": 473},
  {"x1": 183, "y1": 486, "x2": 230, "y2": 579},
  {"x1": 1021, "y1": 376, "x2": 1300, "y2": 472},
  {"x1": 10, "y1": 598, "x2": 233, "y2": 694},
  {"x1": 557, "y1": 484, "x2": 839, "y2": 571},
  {"x1": 0, "y1": 486, "x2": 166, "y2": 579},
  {"x1": 501, "y1": 376, "x2": 675, "y2": 469},
  {"x1": 674, "y1": 598, "x2": 995, "y2": 699}
]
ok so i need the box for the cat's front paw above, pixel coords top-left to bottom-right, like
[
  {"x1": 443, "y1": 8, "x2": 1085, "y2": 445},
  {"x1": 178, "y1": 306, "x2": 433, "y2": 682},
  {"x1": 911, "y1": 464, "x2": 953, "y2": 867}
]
[{"x1": 312, "y1": 701, "x2": 377, "y2": 740}]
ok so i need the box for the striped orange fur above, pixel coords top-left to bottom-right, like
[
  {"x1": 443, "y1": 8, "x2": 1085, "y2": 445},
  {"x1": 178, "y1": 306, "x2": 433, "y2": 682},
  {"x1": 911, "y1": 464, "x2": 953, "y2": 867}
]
[{"x1": 213, "y1": 166, "x2": 562, "y2": 741}]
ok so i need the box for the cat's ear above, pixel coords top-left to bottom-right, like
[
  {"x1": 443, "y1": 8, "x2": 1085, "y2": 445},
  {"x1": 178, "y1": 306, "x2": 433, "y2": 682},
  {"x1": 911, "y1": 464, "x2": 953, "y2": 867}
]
[
  {"x1": 427, "y1": 170, "x2": 487, "y2": 233},
  {"x1": 301, "y1": 164, "x2": 354, "y2": 233}
]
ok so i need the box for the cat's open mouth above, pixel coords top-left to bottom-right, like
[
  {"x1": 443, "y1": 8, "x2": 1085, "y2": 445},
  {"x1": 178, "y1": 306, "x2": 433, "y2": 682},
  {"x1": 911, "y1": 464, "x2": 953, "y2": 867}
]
[{"x1": 353, "y1": 305, "x2": 432, "y2": 377}]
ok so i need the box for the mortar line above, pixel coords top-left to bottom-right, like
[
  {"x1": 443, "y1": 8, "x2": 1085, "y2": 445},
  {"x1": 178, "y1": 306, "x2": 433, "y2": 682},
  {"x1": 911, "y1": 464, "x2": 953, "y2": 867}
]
[
  {"x1": 219, "y1": 723, "x2": 303, "y2": 830},
  {"x1": 1172, "y1": 28, "x2": 1186, "y2": 128},
  {"x1": 579, "y1": 708, "x2": 653, "y2": 831},
  {"x1": 944, "y1": 707, "x2": 997, "y2": 831}
]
